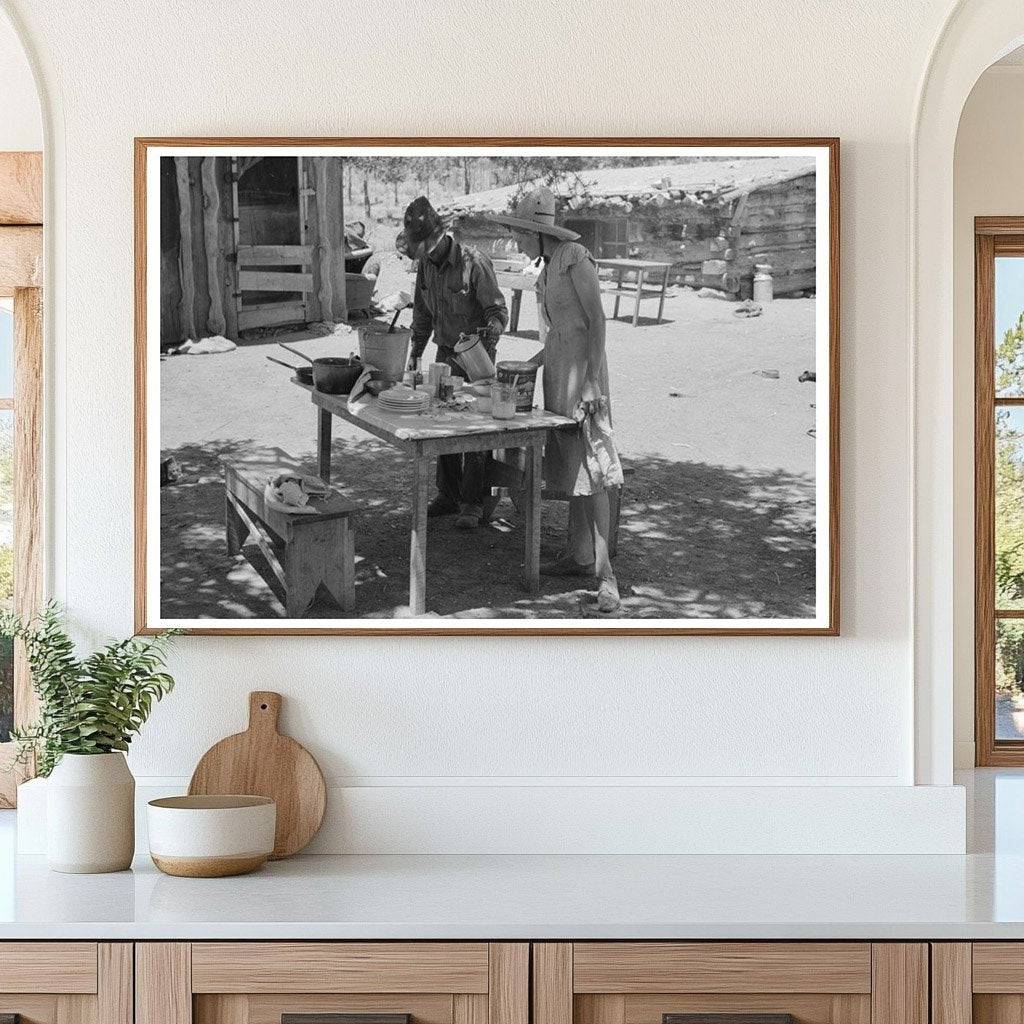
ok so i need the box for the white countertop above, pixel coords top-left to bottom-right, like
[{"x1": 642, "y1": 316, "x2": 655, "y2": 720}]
[
  {"x1": 2, "y1": 849, "x2": 1024, "y2": 940},
  {"x1": 1, "y1": 770, "x2": 1022, "y2": 941}
]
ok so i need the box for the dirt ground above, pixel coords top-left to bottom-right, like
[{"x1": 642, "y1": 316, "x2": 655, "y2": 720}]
[{"x1": 159, "y1": 271, "x2": 818, "y2": 621}]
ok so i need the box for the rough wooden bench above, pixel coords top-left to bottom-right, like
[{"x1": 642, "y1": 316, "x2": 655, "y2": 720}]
[{"x1": 222, "y1": 450, "x2": 358, "y2": 617}]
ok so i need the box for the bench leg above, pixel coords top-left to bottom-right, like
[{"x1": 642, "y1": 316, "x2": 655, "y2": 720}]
[
  {"x1": 283, "y1": 525, "x2": 328, "y2": 618},
  {"x1": 317, "y1": 519, "x2": 356, "y2": 614},
  {"x1": 225, "y1": 491, "x2": 249, "y2": 555}
]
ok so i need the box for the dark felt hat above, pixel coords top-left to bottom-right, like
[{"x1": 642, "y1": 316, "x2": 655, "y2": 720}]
[{"x1": 403, "y1": 196, "x2": 445, "y2": 246}]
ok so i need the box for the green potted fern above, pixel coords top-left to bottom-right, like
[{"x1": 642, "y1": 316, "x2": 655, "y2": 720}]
[{"x1": 2, "y1": 604, "x2": 177, "y2": 873}]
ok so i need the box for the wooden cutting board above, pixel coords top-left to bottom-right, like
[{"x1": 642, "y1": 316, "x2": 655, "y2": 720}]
[{"x1": 188, "y1": 691, "x2": 326, "y2": 859}]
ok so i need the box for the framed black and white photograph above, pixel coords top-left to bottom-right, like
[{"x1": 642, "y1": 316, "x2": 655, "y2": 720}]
[{"x1": 135, "y1": 138, "x2": 839, "y2": 635}]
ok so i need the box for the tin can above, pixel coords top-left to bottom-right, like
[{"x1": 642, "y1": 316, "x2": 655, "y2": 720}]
[{"x1": 496, "y1": 361, "x2": 539, "y2": 412}]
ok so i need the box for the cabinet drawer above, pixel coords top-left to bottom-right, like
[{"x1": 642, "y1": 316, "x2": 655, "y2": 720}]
[
  {"x1": 533, "y1": 944, "x2": 925, "y2": 1024},
  {"x1": 140, "y1": 942, "x2": 528, "y2": 1024},
  {"x1": 191, "y1": 942, "x2": 490, "y2": 993},
  {"x1": 0, "y1": 943, "x2": 130, "y2": 1024},
  {"x1": 0, "y1": 942, "x2": 98, "y2": 993},
  {"x1": 572, "y1": 944, "x2": 872, "y2": 994}
]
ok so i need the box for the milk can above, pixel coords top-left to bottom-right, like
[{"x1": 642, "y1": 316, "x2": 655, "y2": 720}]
[{"x1": 752, "y1": 264, "x2": 774, "y2": 303}]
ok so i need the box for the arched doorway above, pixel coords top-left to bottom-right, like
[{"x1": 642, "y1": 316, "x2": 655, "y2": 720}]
[{"x1": 913, "y1": 0, "x2": 1024, "y2": 785}]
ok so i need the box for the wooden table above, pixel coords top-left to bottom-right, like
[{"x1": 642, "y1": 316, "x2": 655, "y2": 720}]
[
  {"x1": 292, "y1": 378, "x2": 575, "y2": 615},
  {"x1": 597, "y1": 258, "x2": 673, "y2": 326},
  {"x1": 494, "y1": 268, "x2": 540, "y2": 333}
]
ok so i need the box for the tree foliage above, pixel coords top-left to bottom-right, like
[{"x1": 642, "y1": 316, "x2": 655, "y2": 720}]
[
  {"x1": 995, "y1": 313, "x2": 1024, "y2": 689},
  {"x1": 0, "y1": 603, "x2": 178, "y2": 776}
]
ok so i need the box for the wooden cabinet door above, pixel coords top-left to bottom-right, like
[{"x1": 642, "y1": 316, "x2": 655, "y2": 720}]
[
  {"x1": 0, "y1": 942, "x2": 132, "y2": 1024},
  {"x1": 534, "y1": 944, "x2": 927, "y2": 1024},
  {"x1": 137, "y1": 943, "x2": 528, "y2": 1024},
  {"x1": 934, "y1": 943, "x2": 1024, "y2": 1024}
]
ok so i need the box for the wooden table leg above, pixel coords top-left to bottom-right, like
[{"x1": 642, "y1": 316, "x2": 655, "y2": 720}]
[
  {"x1": 613, "y1": 267, "x2": 622, "y2": 320},
  {"x1": 657, "y1": 267, "x2": 669, "y2": 323},
  {"x1": 510, "y1": 289, "x2": 522, "y2": 333},
  {"x1": 633, "y1": 267, "x2": 646, "y2": 327},
  {"x1": 317, "y1": 407, "x2": 332, "y2": 483},
  {"x1": 409, "y1": 453, "x2": 429, "y2": 615},
  {"x1": 524, "y1": 443, "x2": 542, "y2": 594}
]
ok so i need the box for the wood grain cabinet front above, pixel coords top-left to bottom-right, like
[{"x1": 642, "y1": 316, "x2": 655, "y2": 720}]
[
  {"x1": 0, "y1": 943, "x2": 132, "y2": 1024},
  {"x1": 533, "y1": 944, "x2": 929, "y2": 1024},
  {"x1": 136, "y1": 943, "x2": 528, "y2": 1024},
  {"x1": 931, "y1": 943, "x2": 1024, "y2": 1024}
]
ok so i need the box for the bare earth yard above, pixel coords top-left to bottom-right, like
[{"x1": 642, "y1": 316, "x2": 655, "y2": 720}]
[{"x1": 159, "y1": 282, "x2": 818, "y2": 620}]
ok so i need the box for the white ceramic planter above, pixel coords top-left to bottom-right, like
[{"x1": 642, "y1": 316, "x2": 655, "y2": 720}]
[{"x1": 46, "y1": 752, "x2": 135, "y2": 873}]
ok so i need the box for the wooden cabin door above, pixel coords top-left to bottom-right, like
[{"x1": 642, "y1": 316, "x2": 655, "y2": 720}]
[{"x1": 231, "y1": 155, "x2": 314, "y2": 332}]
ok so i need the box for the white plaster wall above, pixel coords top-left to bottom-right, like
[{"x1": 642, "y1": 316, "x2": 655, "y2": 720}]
[
  {"x1": 0, "y1": 7, "x2": 40, "y2": 151},
  {"x1": 0, "y1": 0, "x2": 975, "y2": 850},
  {"x1": 952, "y1": 65, "x2": 1024, "y2": 768}
]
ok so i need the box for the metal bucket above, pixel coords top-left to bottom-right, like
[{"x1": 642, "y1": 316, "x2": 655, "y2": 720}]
[{"x1": 358, "y1": 322, "x2": 411, "y2": 382}]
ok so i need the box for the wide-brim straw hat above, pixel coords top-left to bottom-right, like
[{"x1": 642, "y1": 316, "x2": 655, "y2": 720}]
[{"x1": 487, "y1": 186, "x2": 579, "y2": 241}]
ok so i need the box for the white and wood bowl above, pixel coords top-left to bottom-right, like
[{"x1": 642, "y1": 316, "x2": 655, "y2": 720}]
[{"x1": 147, "y1": 795, "x2": 276, "y2": 878}]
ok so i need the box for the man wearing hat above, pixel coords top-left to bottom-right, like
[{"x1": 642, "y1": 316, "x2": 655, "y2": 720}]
[{"x1": 402, "y1": 196, "x2": 509, "y2": 528}]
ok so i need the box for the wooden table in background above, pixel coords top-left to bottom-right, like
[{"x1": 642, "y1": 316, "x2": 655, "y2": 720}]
[
  {"x1": 494, "y1": 268, "x2": 540, "y2": 333},
  {"x1": 410, "y1": 267, "x2": 542, "y2": 335},
  {"x1": 597, "y1": 258, "x2": 673, "y2": 326},
  {"x1": 292, "y1": 378, "x2": 575, "y2": 615}
]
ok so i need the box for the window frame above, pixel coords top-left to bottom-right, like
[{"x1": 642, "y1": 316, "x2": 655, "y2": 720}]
[
  {"x1": 975, "y1": 217, "x2": 1024, "y2": 765},
  {"x1": 0, "y1": 151, "x2": 43, "y2": 806}
]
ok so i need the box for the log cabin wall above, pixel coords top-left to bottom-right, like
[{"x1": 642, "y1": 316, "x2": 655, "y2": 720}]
[
  {"x1": 728, "y1": 172, "x2": 817, "y2": 295},
  {"x1": 307, "y1": 157, "x2": 348, "y2": 324},
  {"x1": 160, "y1": 154, "x2": 347, "y2": 346},
  {"x1": 160, "y1": 156, "x2": 238, "y2": 348}
]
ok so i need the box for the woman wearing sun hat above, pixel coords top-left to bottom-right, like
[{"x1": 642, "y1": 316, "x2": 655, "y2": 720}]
[{"x1": 489, "y1": 186, "x2": 623, "y2": 615}]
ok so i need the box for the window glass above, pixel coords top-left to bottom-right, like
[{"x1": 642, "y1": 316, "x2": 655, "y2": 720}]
[
  {"x1": 996, "y1": 256, "x2": 1024, "y2": 396},
  {"x1": 997, "y1": 619, "x2": 1024, "y2": 740},
  {"x1": 0, "y1": 303, "x2": 12, "y2": 400},
  {"x1": 997, "y1": 407, "x2": 1024, "y2": 609}
]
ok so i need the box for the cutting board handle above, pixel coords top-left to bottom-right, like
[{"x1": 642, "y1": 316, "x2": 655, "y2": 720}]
[{"x1": 248, "y1": 691, "x2": 282, "y2": 734}]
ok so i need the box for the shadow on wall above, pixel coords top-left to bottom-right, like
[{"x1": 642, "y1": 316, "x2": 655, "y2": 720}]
[{"x1": 158, "y1": 438, "x2": 816, "y2": 621}]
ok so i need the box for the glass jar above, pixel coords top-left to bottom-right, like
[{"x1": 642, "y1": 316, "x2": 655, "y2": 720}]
[{"x1": 490, "y1": 381, "x2": 517, "y2": 420}]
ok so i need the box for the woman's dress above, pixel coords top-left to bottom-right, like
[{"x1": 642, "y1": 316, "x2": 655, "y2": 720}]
[{"x1": 537, "y1": 241, "x2": 616, "y2": 498}]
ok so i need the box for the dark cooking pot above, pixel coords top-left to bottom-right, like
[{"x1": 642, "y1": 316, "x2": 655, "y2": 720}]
[{"x1": 312, "y1": 356, "x2": 362, "y2": 395}]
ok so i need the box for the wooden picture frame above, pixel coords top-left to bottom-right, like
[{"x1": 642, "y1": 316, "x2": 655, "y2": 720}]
[{"x1": 135, "y1": 137, "x2": 840, "y2": 636}]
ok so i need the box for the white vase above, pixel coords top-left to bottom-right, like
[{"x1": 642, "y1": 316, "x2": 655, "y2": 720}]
[{"x1": 46, "y1": 752, "x2": 135, "y2": 873}]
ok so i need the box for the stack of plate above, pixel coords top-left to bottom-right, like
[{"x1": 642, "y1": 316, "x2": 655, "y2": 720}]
[{"x1": 377, "y1": 386, "x2": 431, "y2": 415}]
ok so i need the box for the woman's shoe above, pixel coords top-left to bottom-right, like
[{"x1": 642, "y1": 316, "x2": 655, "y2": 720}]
[
  {"x1": 596, "y1": 577, "x2": 622, "y2": 614},
  {"x1": 541, "y1": 554, "x2": 596, "y2": 577}
]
